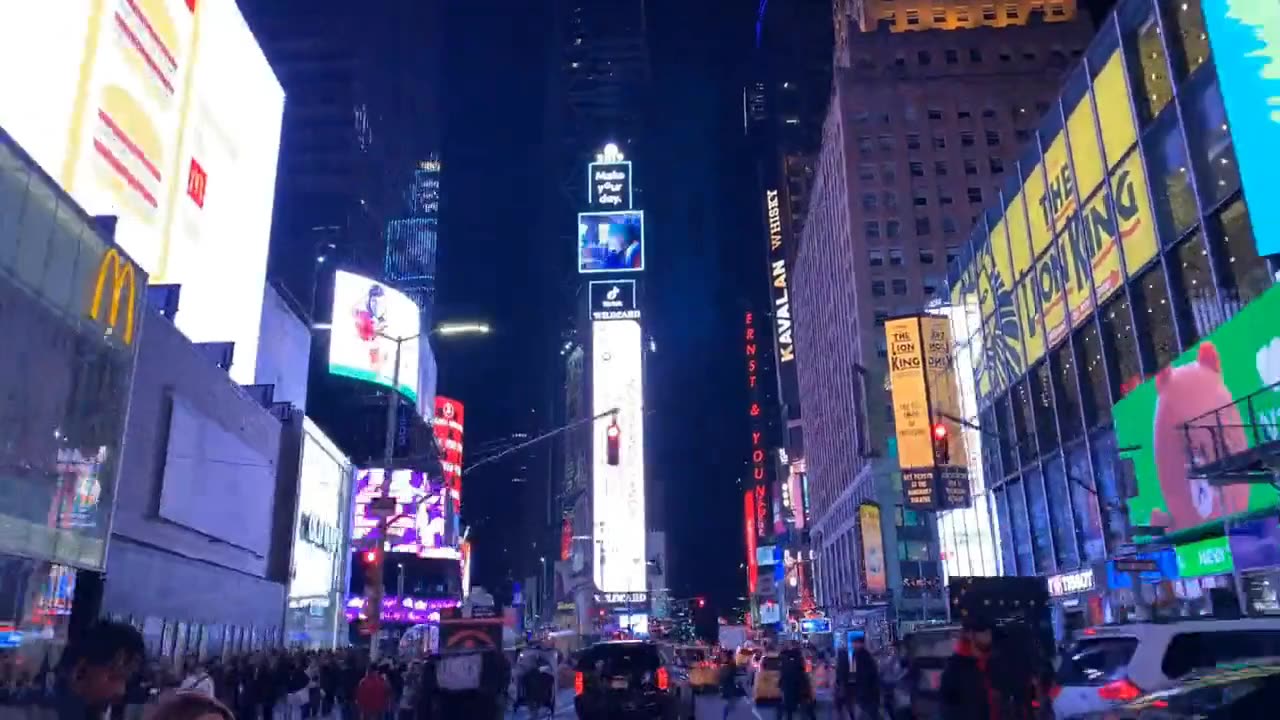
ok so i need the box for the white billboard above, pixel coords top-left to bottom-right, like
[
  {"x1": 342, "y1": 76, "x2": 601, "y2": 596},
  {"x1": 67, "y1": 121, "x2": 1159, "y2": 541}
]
[
  {"x1": 592, "y1": 319, "x2": 646, "y2": 594},
  {"x1": 328, "y1": 270, "x2": 421, "y2": 402},
  {"x1": 291, "y1": 418, "x2": 349, "y2": 600},
  {"x1": 0, "y1": 0, "x2": 284, "y2": 384}
]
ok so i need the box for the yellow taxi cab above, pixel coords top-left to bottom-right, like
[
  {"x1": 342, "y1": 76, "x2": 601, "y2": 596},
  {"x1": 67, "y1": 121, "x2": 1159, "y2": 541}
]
[
  {"x1": 675, "y1": 646, "x2": 718, "y2": 693},
  {"x1": 752, "y1": 653, "x2": 785, "y2": 704}
]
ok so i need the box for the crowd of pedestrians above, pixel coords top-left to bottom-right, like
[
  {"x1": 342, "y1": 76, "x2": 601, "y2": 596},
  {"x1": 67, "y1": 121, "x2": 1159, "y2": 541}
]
[{"x1": 0, "y1": 621, "x2": 515, "y2": 720}]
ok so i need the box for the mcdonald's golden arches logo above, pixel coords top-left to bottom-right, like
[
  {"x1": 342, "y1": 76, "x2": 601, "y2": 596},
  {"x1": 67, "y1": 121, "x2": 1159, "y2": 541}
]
[{"x1": 89, "y1": 248, "x2": 137, "y2": 345}]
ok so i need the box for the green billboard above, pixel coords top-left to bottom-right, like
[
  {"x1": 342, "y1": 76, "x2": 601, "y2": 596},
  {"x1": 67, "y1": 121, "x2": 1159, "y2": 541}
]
[
  {"x1": 1174, "y1": 536, "x2": 1234, "y2": 578},
  {"x1": 1115, "y1": 284, "x2": 1280, "y2": 534}
]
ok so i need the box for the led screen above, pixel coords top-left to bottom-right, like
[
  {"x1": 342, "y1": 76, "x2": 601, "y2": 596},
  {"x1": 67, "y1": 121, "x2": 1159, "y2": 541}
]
[
  {"x1": 592, "y1": 319, "x2": 646, "y2": 593},
  {"x1": 578, "y1": 211, "x2": 644, "y2": 273},
  {"x1": 291, "y1": 419, "x2": 348, "y2": 601},
  {"x1": 329, "y1": 270, "x2": 421, "y2": 402},
  {"x1": 0, "y1": 0, "x2": 284, "y2": 385},
  {"x1": 353, "y1": 469, "x2": 446, "y2": 554}
]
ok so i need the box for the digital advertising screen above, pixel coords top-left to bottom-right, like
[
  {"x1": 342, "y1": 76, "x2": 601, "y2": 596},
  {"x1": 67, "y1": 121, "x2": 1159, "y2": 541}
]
[
  {"x1": 291, "y1": 419, "x2": 349, "y2": 601},
  {"x1": 578, "y1": 211, "x2": 644, "y2": 273},
  {"x1": 592, "y1": 319, "x2": 647, "y2": 594},
  {"x1": 432, "y1": 397, "x2": 464, "y2": 511},
  {"x1": 352, "y1": 469, "x2": 447, "y2": 555},
  {"x1": 0, "y1": 0, "x2": 285, "y2": 385},
  {"x1": 328, "y1": 270, "x2": 422, "y2": 402}
]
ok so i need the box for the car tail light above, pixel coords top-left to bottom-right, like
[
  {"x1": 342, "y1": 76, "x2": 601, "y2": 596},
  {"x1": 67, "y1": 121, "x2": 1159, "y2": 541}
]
[
  {"x1": 574, "y1": 671, "x2": 584, "y2": 696},
  {"x1": 1098, "y1": 678, "x2": 1142, "y2": 703},
  {"x1": 657, "y1": 667, "x2": 669, "y2": 691}
]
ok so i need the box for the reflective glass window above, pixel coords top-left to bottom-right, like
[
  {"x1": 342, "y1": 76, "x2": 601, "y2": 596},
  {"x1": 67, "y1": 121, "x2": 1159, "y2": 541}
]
[
  {"x1": 1180, "y1": 71, "x2": 1240, "y2": 207},
  {"x1": 1029, "y1": 362, "x2": 1059, "y2": 453},
  {"x1": 1091, "y1": 430, "x2": 1128, "y2": 553},
  {"x1": 1167, "y1": 232, "x2": 1220, "y2": 346},
  {"x1": 1010, "y1": 381, "x2": 1038, "y2": 467},
  {"x1": 1023, "y1": 467, "x2": 1056, "y2": 574},
  {"x1": 1160, "y1": 0, "x2": 1212, "y2": 82},
  {"x1": 1119, "y1": 0, "x2": 1174, "y2": 125},
  {"x1": 1141, "y1": 111, "x2": 1198, "y2": 244},
  {"x1": 994, "y1": 487, "x2": 1018, "y2": 576},
  {"x1": 1074, "y1": 323, "x2": 1112, "y2": 427},
  {"x1": 1208, "y1": 199, "x2": 1272, "y2": 314},
  {"x1": 1099, "y1": 294, "x2": 1142, "y2": 399},
  {"x1": 1044, "y1": 454, "x2": 1080, "y2": 570},
  {"x1": 1132, "y1": 265, "x2": 1179, "y2": 372},
  {"x1": 1005, "y1": 479, "x2": 1037, "y2": 576},
  {"x1": 1067, "y1": 443, "x2": 1107, "y2": 563},
  {"x1": 1053, "y1": 343, "x2": 1084, "y2": 442}
]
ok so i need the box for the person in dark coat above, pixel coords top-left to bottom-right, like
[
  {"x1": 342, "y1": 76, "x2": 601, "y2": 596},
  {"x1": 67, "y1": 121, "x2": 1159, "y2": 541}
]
[
  {"x1": 779, "y1": 646, "x2": 816, "y2": 720},
  {"x1": 834, "y1": 651, "x2": 855, "y2": 719},
  {"x1": 851, "y1": 637, "x2": 881, "y2": 719},
  {"x1": 940, "y1": 618, "x2": 998, "y2": 720}
]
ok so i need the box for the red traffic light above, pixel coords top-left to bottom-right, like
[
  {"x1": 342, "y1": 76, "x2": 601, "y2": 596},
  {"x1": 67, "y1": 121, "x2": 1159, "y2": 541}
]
[
  {"x1": 606, "y1": 419, "x2": 621, "y2": 466},
  {"x1": 932, "y1": 422, "x2": 948, "y2": 440},
  {"x1": 931, "y1": 422, "x2": 950, "y2": 464},
  {"x1": 697, "y1": 597, "x2": 706, "y2": 608},
  {"x1": 364, "y1": 549, "x2": 379, "y2": 564}
]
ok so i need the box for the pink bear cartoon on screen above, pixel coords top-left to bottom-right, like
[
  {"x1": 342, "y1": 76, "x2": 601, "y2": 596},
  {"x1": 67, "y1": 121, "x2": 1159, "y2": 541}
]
[{"x1": 1150, "y1": 341, "x2": 1252, "y2": 531}]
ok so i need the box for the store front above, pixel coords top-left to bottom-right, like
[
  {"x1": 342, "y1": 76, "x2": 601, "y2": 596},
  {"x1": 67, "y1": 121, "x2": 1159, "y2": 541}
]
[
  {"x1": 285, "y1": 419, "x2": 353, "y2": 648},
  {"x1": 1047, "y1": 568, "x2": 1104, "y2": 641},
  {"x1": 1232, "y1": 518, "x2": 1280, "y2": 614},
  {"x1": 0, "y1": 130, "x2": 145, "y2": 667},
  {"x1": 1098, "y1": 550, "x2": 1179, "y2": 624}
]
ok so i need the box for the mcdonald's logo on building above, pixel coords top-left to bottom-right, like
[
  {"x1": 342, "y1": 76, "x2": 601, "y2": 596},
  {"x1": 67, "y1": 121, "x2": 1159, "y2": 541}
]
[{"x1": 88, "y1": 248, "x2": 138, "y2": 345}]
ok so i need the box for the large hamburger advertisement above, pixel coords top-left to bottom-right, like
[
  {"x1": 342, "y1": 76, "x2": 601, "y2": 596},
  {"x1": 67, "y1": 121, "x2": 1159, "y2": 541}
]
[{"x1": 0, "y1": 0, "x2": 283, "y2": 385}]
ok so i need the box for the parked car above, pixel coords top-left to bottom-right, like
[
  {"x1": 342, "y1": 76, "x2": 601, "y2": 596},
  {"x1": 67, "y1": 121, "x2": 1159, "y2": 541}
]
[
  {"x1": 1053, "y1": 618, "x2": 1280, "y2": 718},
  {"x1": 574, "y1": 640, "x2": 693, "y2": 719}
]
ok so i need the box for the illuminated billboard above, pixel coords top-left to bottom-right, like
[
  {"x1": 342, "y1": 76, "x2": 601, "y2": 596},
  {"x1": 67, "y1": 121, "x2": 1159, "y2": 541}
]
[
  {"x1": 592, "y1": 318, "x2": 646, "y2": 593},
  {"x1": 0, "y1": 0, "x2": 285, "y2": 385},
  {"x1": 291, "y1": 419, "x2": 350, "y2": 601},
  {"x1": 949, "y1": 49, "x2": 1157, "y2": 405},
  {"x1": 858, "y1": 505, "x2": 887, "y2": 595},
  {"x1": 352, "y1": 469, "x2": 446, "y2": 555},
  {"x1": 587, "y1": 161, "x2": 633, "y2": 209},
  {"x1": 578, "y1": 211, "x2": 644, "y2": 273},
  {"x1": 432, "y1": 397, "x2": 464, "y2": 512},
  {"x1": 329, "y1": 270, "x2": 421, "y2": 402}
]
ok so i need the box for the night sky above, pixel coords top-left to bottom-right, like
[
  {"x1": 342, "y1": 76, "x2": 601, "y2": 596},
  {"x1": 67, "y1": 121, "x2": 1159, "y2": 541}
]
[{"x1": 436, "y1": 0, "x2": 760, "y2": 610}]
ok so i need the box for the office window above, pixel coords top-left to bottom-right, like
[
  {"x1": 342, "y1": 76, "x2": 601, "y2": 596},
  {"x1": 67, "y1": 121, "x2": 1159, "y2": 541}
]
[
  {"x1": 1015, "y1": 129, "x2": 1032, "y2": 143},
  {"x1": 939, "y1": 192, "x2": 954, "y2": 206},
  {"x1": 1121, "y1": 1, "x2": 1173, "y2": 124},
  {"x1": 874, "y1": 310, "x2": 889, "y2": 325},
  {"x1": 1163, "y1": 0, "x2": 1211, "y2": 82},
  {"x1": 1022, "y1": 50, "x2": 1037, "y2": 62},
  {"x1": 945, "y1": 244, "x2": 961, "y2": 264},
  {"x1": 878, "y1": 134, "x2": 895, "y2": 151},
  {"x1": 858, "y1": 164, "x2": 876, "y2": 181},
  {"x1": 957, "y1": 109, "x2": 972, "y2": 120},
  {"x1": 935, "y1": 161, "x2": 948, "y2": 176},
  {"x1": 970, "y1": 48, "x2": 983, "y2": 62},
  {"x1": 891, "y1": 278, "x2": 908, "y2": 295},
  {"x1": 906, "y1": 133, "x2": 921, "y2": 150},
  {"x1": 928, "y1": 108, "x2": 943, "y2": 121},
  {"x1": 913, "y1": 194, "x2": 928, "y2": 207},
  {"x1": 1168, "y1": 232, "x2": 1218, "y2": 345},
  {"x1": 877, "y1": 336, "x2": 889, "y2": 358},
  {"x1": 933, "y1": 136, "x2": 946, "y2": 150},
  {"x1": 1182, "y1": 72, "x2": 1241, "y2": 207},
  {"x1": 1209, "y1": 200, "x2": 1272, "y2": 312},
  {"x1": 1133, "y1": 266, "x2": 1179, "y2": 373},
  {"x1": 1142, "y1": 113, "x2": 1197, "y2": 243},
  {"x1": 961, "y1": 131, "x2": 976, "y2": 147},
  {"x1": 967, "y1": 187, "x2": 983, "y2": 204},
  {"x1": 910, "y1": 161, "x2": 925, "y2": 177},
  {"x1": 888, "y1": 248, "x2": 904, "y2": 266},
  {"x1": 858, "y1": 136, "x2": 873, "y2": 152},
  {"x1": 872, "y1": 280, "x2": 887, "y2": 297},
  {"x1": 923, "y1": 278, "x2": 938, "y2": 296},
  {"x1": 998, "y1": 50, "x2": 1012, "y2": 63},
  {"x1": 985, "y1": 130, "x2": 1001, "y2": 147},
  {"x1": 905, "y1": 9, "x2": 920, "y2": 25},
  {"x1": 989, "y1": 157, "x2": 1005, "y2": 174},
  {"x1": 964, "y1": 159, "x2": 978, "y2": 175},
  {"x1": 945, "y1": 49, "x2": 959, "y2": 65},
  {"x1": 915, "y1": 217, "x2": 931, "y2": 235},
  {"x1": 983, "y1": 6, "x2": 998, "y2": 21},
  {"x1": 869, "y1": 249, "x2": 884, "y2": 266},
  {"x1": 918, "y1": 51, "x2": 932, "y2": 65},
  {"x1": 886, "y1": 219, "x2": 901, "y2": 238},
  {"x1": 865, "y1": 221, "x2": 882, "y2": 239},
  {"x1": 881, "y1": 163, "x2": 898, "y2": 184},
  {"x1": 894, "y1": 55, "x2": 907, "y2": 69},
  {"x1": 982, "y1": 107, "x2": 996, "y2": 119},
  {"x1": 861, "y1": 193, "x2": 878, "y2": 210},
  {"x1": 943, "y1": 217, "x2": 958, "y2": 235},
  {"x1": 884, "y1": 191, "x2": 899, "y2": 209},
  {"x1": 1100, "y1": 295, "x2": 1142, "y2": 398},
  {"x1": 920, "y1": 249, "x2": 935, "y2": 265}
]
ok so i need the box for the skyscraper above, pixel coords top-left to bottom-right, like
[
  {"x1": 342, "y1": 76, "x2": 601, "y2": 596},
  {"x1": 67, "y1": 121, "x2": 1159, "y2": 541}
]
[
  {"x1": 384, "y1": 156, "x2": 441, "y2": 327},
  {"x1": 792, "y1": 0, "x2": 1093, "y2": 622}
]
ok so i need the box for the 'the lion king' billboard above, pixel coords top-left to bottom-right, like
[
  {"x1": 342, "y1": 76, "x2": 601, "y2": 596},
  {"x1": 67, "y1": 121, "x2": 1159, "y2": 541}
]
[{"x1": 1115, "y1": 283, "x2": 1280, "y2": 534}]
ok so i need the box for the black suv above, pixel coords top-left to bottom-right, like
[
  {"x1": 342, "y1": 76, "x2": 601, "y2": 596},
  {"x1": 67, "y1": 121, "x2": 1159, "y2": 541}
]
[{"x1": 574, "y1": 640, "x2": 684, "y2": 719}]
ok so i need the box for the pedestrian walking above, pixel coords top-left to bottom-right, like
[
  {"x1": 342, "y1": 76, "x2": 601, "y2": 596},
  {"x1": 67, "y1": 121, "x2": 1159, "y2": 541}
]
[
  {"x1": 355, "y1": 667, "x2": 390, "y2": 720},
  {"x1": 850, "y1": 637, "x2": 881, "y2": 720},
  {"x1": 148, "y1": 690, "x2": 235, "y2": 720},
  {"x1": 779, "y1": 646, "x2": 816, "y2": 720},
  {"x1": 52, "y1": 620, "x2": 146, "y2": 720},
  {"x1": 939, "y1": 618, "x2": 998, "y2": 720}
]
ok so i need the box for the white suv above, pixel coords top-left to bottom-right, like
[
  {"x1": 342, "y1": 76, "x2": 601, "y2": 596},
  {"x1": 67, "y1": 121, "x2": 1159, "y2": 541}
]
[{"x1": 1053, "y1": 618, "x2": 1280, "y2": 718}]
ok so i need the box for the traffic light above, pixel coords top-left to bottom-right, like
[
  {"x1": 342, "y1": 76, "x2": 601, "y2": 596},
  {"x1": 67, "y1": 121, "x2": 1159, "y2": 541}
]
[
  {"x1": 606, "y1": 419, "x2": 621, "y2": 466},
  {"x1": 697, "y1": 597, "x2": 706, "y2": 609},
  {"x1": 932, "y1": 422, "x2": 950, "y2": 464},
  {"x1": 363, "y1": 548, "x2": 380, "y2": 565}
]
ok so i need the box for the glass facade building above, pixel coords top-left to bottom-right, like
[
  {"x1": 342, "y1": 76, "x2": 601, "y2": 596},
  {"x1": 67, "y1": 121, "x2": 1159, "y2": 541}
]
[
  {"x1": 939, "y1": 0, "x2": 1277, "y2": 618},
  {"x1": 0, "y1": 128, "x2": 145, "y2": 662}
]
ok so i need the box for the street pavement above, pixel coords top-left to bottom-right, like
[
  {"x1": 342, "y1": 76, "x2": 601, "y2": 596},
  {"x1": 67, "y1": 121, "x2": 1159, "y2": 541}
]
[{"x1": 501, "y1": 689, "x2": 846, "y2": 719}]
